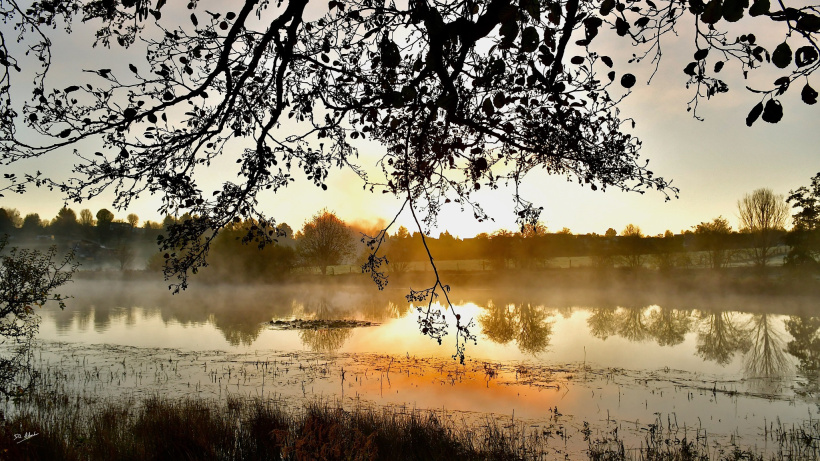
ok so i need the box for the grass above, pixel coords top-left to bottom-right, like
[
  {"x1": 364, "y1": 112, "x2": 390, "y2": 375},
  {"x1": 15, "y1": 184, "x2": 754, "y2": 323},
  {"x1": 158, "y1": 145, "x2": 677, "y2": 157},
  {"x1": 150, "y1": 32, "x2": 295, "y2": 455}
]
[
  {"x1": 1, "y1": 388, "x2": 819, "y2": 460},
  {"x1": 588, "y1": 414, "x2": 820, "y2": 461},
  {"x1": 0, "y1": 390, "x2": 549, "y2": 460}
]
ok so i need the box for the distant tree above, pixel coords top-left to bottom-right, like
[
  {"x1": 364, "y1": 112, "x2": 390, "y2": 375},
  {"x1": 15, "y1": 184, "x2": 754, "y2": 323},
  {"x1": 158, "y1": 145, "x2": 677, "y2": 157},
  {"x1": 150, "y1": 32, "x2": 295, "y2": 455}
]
[
  {"x1": 95, "y1": 209, "x2": 114, "y2": 226},
  {"x1": 126, "y1": 213, "x2": 140, "y2": 228},
  {"x1": 605, "y1": 228, "x2": 618, "y2": 238},
  {"x1": 0, "y1": 236, "x2": 76, "y2": 396},
  {"x1": 556, "y1": 228, "x2": 572, "y2": 235},
  {"x1": 737, "y1": 188, "x2": 789, "y2": 267},
  {"x1": 78, "y1": 209, "x2": 95, "y2": 227},
  {"x1": 786, "y1": 173, "x2": 820, "y2": 268},
  {"x1": 0, "y1": 209, "x2": 15, "y2": 236},
  {"x1": 296, "y1": 210, "x2": 354, "y2": 275},
  {"x1": 95, "y1": 209, "x2": 115, "y2": 243},
  {"x1": 276, "y1": 223, "x2": 294, "y2": 240},
  {"x1": 19, "y1": 214, "x2": 43, "y2": 237},
  {"x1": 51, "y1": 207, "x2": 79, "y2": 239},
  {"x1": 652, "y1": 230, "x2": 689, "y2": 271},
  {"x1": 619, "y1": 224, "x2": 645, "y2": 269},
  {"x1": 694, "y1": 217, "x2": 735, "y2": 270}
]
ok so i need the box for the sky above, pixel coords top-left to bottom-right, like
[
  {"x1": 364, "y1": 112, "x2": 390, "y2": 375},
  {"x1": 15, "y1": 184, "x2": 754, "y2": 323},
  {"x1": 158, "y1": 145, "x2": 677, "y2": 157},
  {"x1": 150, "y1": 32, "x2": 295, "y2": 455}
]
[{"x1": 2, "y1": 2, "x2": 817, "y2": 239}]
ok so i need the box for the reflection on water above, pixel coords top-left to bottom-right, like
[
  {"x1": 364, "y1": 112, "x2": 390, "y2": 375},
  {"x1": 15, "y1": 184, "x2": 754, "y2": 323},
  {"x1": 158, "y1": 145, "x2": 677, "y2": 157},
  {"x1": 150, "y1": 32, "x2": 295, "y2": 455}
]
[{"x1": 37, "y1": 279, "x2": 820, "y2": 390}]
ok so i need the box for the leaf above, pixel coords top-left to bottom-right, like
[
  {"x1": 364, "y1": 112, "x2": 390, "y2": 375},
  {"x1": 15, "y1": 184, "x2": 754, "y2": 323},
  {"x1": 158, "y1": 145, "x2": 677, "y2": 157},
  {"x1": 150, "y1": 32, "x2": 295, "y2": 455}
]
[
  {"x1": 745, "y1": 101, "x2": 763, "y2": 126},
  {"x1": 772, "y1": 42, "x2": 792, "y2": 68},
  {"x1": 570, "y1": 56, "x2": 584, "y2": 65},
  {"x1": 521, "y1": 27, "x2": 539, "y2": 53},
  {"x1": 701, "y1": 0, "x2": 723, "y2": 24},
  {"x1": 163, "y1": 91, "x2": 174, "y2": 101},
  {"x1": 797, "y1": 13, "x2": 820, "y2": 32},
  {"x1": 802, "y1": 84, "x2": 818, "y2": 105},
  {"x1": 683, "y1": 62, "x2": 698, "y2": 76},
  {"x1": 722, "y1": 0, "x2": 747, "y2": 22},
  {"x1": 749, "y1": 0, "x2": 768, "y2": 16},
  {"x1": 620, "y1": 73, "x2": 636, "y2": 88},
  {"x1": 482, "y1": 98, "x2": 495, "y2": 116},
  {"x1": 226, "y1": 12, "x2": 236, "y2": 20},
  {"x1": 635, "y1": 17, "x2": 650, "y2": 28},
  {"x1": 615, "y1": 17, "x2": 630, "y2": 36},
  {"x1": 600, "y1": 0, "x2": 615, "y2": 15},
  {"x1": 601, "y1": 56, "x2": 613, "y2": 68},
  {"x1": 493, "y1": 92, "x2": 506, "y2": 108},
  {"x1": 795, "y1": 46, "x2": 819, "y2": 67},
  {"x1": 761, "y1": 99, "x2": 783, "y2": 123},
  {"x1": 147, "y1": 113, "x2": 158, "y2": 123},
  {"x1": 190, "y1": 13, "x2": 198, "y2": 27},
  {"x1": 64, "y1": 85, "x2": 80, "y2": 93},
  {"x1": 59, "y1": 128, "x2": 71, "y2": 138},
  {"x1": 522, "y1": 0, "x2": 540, "y2": 21},
  {"x1": 123, "y1": 108, "x2": 137, "y2": 119},
  {"x1": 129, "y1": 64, "x2": 138, "y2": 73},
  {"x1": 714, "y1": 61, "x2": 724, "y2": 72},
  {"x1": 694, "y1": 49, "x2": 709, "y2": 61}
]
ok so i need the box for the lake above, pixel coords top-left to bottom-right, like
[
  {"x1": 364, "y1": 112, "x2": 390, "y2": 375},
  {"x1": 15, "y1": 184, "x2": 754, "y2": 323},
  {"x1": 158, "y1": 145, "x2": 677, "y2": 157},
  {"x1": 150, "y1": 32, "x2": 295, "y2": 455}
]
[{"x1": 20, "y1": 273, "x2": 820, "y2": 457}]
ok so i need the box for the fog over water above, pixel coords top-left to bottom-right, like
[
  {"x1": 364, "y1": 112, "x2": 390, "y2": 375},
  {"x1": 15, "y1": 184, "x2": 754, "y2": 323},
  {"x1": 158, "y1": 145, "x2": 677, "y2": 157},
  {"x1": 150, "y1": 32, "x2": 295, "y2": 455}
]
[{"x1": 18, "y1": 274, "x2": 819, "y2": 456}]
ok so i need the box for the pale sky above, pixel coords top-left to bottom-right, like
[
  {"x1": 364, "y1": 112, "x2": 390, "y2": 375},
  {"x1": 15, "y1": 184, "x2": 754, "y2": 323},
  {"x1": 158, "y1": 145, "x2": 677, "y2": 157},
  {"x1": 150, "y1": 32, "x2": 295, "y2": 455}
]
[{"x1": 2, "y1": 2, "x2": 817, "y2": 238}]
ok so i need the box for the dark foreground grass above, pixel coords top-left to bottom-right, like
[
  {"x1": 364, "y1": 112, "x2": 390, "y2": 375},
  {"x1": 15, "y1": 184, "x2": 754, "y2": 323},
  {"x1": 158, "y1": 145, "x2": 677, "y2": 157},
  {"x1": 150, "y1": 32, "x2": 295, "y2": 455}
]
[
  {"x1": 0, "y1": 391, "x2": 545, "y2": 460},
  {"x1": 1, "y1": 391, "x2": 819, "y2": 460}
]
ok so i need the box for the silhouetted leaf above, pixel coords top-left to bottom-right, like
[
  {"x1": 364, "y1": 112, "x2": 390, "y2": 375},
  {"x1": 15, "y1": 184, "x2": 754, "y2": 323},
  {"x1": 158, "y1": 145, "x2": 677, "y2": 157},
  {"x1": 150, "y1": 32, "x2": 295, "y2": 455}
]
[
  {"x1": 482, "y1": 98, "x2": 495, "y2": 116},
  {"x1": 123, "y1": 108, "x2": 137, "y2": 119},
  {"x1": 600, "y1": 0, "x2": 615, "y2": 15},
  {"x1": 749, "y1": 0, "x2": 769, "y2": 16},
  {"x1": 129, "y1": 64, "x2": 138, "y2": 73},
  {"x1": 147, "y1": 113, "x2": 157, "y2": 123},
  {"x1": 521, "y1": 27, "x2": 539, "y2": 53},
  {"x1": 163, "y1": 91, "x2": 174, "y2": 101},
  {"x1": 761, "y1": 99, "x2": 783, "y2": 123},
  {"x1": 190, "y1": 13, "x2": 198, "y2": 27},
  {"x1": 772, "y1": 42, "x2": 792, "y2": 68},
  {"x1": 620, "y1": 73, "x2": 636, "y2": 88},
  {"x1": 795, "y1": 46, "x2": 819, "y2": 67},
  {"x1": 722, "y1": 0, "x2": 747, "y2": 22},
  {"x1": 58, "y1": 128, "x2": 71, "y2": 138},
  {"x1": 694, "y1": 49, "x2": 709, "y2": 61},
  {"x1": 226, "y1": 12, "x2": 236, "y2": 20},
  {"x1": 607, "y1": 71, "x2": 615, "y2": 81},
  {"x1": 714, "y1": 61, "x2": 724, "y2": 72},
  {"x1": 702, "y1": 0, "x2": 723, "y2": 24},
  {"x1": 746, "y1": 101, "x2": 763, "y2": 126},
  {"x1": 600, "y1": 56, "x2": 613, "y2": 68},
  {"x1": 615, "y1": 17, "x2": 630, "y2": 36},
  {"x1": 522, "y1": 0, "x2": 540, "y2": 21},
  {"x1": 220, "y1": 21, "x2": 228, "y2": 30},
  {"x1": 64, "y1": 85, "x2": 80, "y2": 93},
  {"x1": 635, "y1": 17, "x2": 650, "y2": 28},
  {"x1": 570, "y1": 56, "x2": 584, "y2": 65},
  {"x1": 802, "y1": 84, "x2": 818, "y2": 105},
  {"x1": 683, "y1": 62, "x2": 698, "y2": 76},
  {"x1": 797, "y1": 13, "x2": 820, "y2": 32}
]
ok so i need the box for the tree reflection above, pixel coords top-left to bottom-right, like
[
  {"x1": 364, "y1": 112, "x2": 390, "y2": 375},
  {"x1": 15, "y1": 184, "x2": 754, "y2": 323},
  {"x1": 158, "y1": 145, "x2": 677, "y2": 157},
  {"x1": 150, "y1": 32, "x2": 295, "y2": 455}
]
[
  {"x1": 696, "y1": 311, "x2": 751, "y2": 366},
  {"x1": 616, "y1": 306, "x2": 650, "y2": 342},
  {"x1": 299, "y1": 328, "x2": 353, "y2": 353},
  {"x1": 479, "y1": 302, "x2": 553, "y2": 355},
  {"x1": 744, "y1": 314, "x2": 789, "y2": 379},
  {"x1": 587, "y1": 307, "x2": 618, "y2": 340},
  {"x1": 647, "y1": 307, "x2": 693, "y2": 347},
  {"x1": 785, "y1": 316, "x2": 820, "y2": 398}
]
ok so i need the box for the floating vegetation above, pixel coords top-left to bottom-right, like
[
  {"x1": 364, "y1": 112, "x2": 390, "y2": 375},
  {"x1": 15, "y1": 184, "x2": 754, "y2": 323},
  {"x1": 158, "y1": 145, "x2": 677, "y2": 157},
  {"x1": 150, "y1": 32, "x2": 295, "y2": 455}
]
[{"x1": 267, "y1": 318, "x2": 378, "y2": 330}]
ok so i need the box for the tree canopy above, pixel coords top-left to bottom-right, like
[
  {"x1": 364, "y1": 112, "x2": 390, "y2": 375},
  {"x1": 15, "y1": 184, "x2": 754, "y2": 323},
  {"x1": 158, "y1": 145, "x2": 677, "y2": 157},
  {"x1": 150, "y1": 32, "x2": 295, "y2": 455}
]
[{"x1": 0, "y1": 0, "x2": 817, "y2": 361}]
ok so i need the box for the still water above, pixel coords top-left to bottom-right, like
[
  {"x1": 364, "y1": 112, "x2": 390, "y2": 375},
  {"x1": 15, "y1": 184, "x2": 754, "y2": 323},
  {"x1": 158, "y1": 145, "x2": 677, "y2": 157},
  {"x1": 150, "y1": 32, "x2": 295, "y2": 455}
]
[{"x1": 27, "y1": 276, "x2": 820, "y2": 456}]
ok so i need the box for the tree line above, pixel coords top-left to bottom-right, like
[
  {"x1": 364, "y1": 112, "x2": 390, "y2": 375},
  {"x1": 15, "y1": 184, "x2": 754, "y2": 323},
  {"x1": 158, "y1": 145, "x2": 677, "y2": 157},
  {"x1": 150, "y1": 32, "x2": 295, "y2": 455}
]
[{"x1": 2, "y1": 174, "x2": 820, "y2": 275}]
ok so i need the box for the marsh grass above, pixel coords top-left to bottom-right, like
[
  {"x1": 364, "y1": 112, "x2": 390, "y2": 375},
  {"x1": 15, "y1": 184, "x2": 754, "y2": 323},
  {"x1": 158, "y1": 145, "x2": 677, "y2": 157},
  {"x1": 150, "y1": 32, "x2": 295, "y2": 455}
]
[
  {"x1": 0, "y1": 390, "x2": 550, "y2": 460},
  {"x1": 589, "y1": 414, "x2": 820, "y2": 461}
]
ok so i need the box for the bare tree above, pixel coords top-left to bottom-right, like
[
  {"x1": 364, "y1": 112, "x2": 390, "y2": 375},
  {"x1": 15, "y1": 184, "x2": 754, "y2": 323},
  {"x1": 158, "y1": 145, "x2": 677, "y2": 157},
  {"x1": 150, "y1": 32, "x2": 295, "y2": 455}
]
[
  {"x1": 737, "y1": 188, "x2": 789, "y2": 267},
  {"x1": 296, "y1": 210, "x2": 354, "y2": 275}
]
